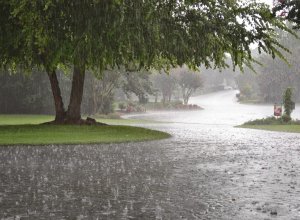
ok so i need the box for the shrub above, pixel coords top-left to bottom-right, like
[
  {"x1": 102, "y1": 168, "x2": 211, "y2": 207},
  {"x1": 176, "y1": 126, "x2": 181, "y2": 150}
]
[
  {"x1": 281, "y1": 114, "x2": 292, "y2": 123},
  {"x1": 243, "y1": 116, "x2": 300, "y2": 126},
  {"x1": 118, "y1": 103, "x2": 126, "y2": 110},
  {"x1": 283, "y1": 88, "x2": 295, "y2": 121}
]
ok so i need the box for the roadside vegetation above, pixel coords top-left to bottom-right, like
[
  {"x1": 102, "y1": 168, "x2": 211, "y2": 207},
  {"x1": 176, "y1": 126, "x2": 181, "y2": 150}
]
[
  {"x1": 239, "y1": 88, "x2": 300, "y2": 133},
  {"x1": 242, "y1": 116, "x2": 300, "y2": 126},
  {"x1": 240, "y1": 116, "x2": 300, "y2": 134},
  {"x1": 236, "y1": 27, "x2": 300, "y2": 104}
]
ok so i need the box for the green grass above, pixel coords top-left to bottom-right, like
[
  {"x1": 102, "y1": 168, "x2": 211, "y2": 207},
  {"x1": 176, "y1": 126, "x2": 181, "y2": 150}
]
[
  {"x1": 0, "y1": 114, "x2": 159, "y2": 125},
  {"x1": 94, "y1": 117, "x2": 162, "y2": 125},
  {"x1": 0, "y1": 114, "x2": 54, "y2": 125},
  {"x1": 238, "y1": 124, "x2": 300, "y2": 134},
  {"x1": 0, "y1": 115, "x2": 171, "y2": 145}
]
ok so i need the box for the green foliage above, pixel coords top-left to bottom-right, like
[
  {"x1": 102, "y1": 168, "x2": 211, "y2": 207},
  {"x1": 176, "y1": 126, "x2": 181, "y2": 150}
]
[
  {"x1": 243, "y1": 116, "x2": 300, "y2": 125},
  {"x1": 283, "y1": 87, "x2": 295, "y2": 118},
  {"x1": 152, "y1": 71, "x2": 177, "y2": 103},
  {"x1": 241, "y1": 87, "x2": 296, "y2": 125},
  {"x1": 244, "y1": 116, "x2": 282, "y2": 125},
  {"x1": 173, "y1": 66, "x2": 203, "y2": 104},
  {"x1": 281, "y1": 113, "x2": 292, "y2": 123},
  {"x1": 236, "y1": 27, "x2": 300, "y2": 104},
  {"x1": 118, "y1": 103, "x2": 126, "y2": 111},
  {"x1": 88, "y1": 69, "x2": 121, "y2": 115},
  {"x1": 122, "y1": 70, "x2": 153, "y2": 104},
  {"x1": 0, "y1": 0, "x2": 293, "y2": 73},
  {"x1": 0, "y1": 70, "x2": 103, "y2": 115},
  {"x1": 0, "y1": 0, "x2": 295, "y2": 120}
]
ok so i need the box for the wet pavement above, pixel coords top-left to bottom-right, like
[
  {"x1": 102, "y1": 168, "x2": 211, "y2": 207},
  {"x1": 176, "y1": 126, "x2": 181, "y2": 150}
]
[{"x1": 1, "y1": 91, "x2": 300, "y2": 219}]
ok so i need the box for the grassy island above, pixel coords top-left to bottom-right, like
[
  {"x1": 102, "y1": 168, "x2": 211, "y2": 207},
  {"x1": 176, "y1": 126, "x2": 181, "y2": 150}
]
[
  {"x1": 0, "y1": 115, "x2": 171, "y2": 146},
  {"x1": 238, "y1": 116, "x2": 300, "y2": 134}
]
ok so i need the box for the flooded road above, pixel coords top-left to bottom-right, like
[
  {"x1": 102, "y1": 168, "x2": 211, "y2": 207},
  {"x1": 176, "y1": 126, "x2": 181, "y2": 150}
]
[{"x1": 1, "y1": 91, "x2": 300, "y2": 219}]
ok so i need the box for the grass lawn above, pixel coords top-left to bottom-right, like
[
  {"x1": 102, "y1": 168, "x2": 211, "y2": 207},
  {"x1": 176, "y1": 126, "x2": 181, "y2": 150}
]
[
  {"x1": 0, "y1": 114, "x2": 55, "y2": 125},
  {"x1": 0, "y1": 115, "x2": 171, "y2": 145},
  {"x1": 0, "y1": 114, "x2": 158, "y2": 125},
  {"x1": 239, "y1": 125, "x2": 300, "y2": 134}
]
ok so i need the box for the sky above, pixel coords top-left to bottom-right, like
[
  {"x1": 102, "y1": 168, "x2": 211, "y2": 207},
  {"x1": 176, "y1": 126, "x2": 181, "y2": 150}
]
[{"x1": 259, "y1": 0, "x2": 273, "y2": 6}]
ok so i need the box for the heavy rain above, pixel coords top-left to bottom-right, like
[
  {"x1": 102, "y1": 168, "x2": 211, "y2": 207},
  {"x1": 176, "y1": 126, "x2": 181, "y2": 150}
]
[{"x1": 1, "y1": 0, "x2": 300, "y2": 220}]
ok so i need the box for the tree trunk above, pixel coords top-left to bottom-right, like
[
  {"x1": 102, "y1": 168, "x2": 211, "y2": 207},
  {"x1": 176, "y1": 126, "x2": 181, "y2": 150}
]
[
  {"x1": 182, "y1": 88, "x2": 188, "y2": 105},
  {"x1": 168, "y1": 93, "x2": 172, "y2": 102},
  {"x1": 162, "y1": 94, "x2": 166, "y2": 104},
  {"x1": 47, "y1": 70, "x2": 66, "y2": 122},
  {"x1": 183, "y1": 97, "x2": 188, "y2": 105},
  {"x1": 66, "y1": 62, "x2": 85, "y2": 123}
]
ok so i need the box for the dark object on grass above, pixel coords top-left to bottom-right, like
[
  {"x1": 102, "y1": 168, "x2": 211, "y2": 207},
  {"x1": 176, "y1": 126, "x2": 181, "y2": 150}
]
[
  {"x1": 86, "y1": 117, "x2": 96, "y2": 124},
  {"x1": 86, "y1": 117, "x2": 107, "y2": 126}
]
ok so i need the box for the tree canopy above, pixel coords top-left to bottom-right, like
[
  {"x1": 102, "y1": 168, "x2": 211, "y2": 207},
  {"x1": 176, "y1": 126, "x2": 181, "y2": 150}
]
[{"x1": 0, "y1": 0, "x2": 291, "y2": 123}]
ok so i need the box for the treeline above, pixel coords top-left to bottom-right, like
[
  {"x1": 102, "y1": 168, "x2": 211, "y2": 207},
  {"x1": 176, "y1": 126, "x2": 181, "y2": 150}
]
[
  {"x1": 0, "y1": 70, "x2": 91, "y2": 115},
  {"x1": 0, "y1": 66, "x2": 207, "y2": 115},
  {"x1": 236, "y1": 28, "x2": 300, "y2": 103}
]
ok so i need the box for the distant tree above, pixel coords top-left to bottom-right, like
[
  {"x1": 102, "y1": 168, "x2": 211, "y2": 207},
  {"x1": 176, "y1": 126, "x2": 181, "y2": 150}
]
[
  {"x1": 90, "y1": 69, "x2": 121, "y2": 114},
  {"x1": 240, "y1": 84, "x2": 254, "y2": 99},
  {"x1": 235, "y1": 26, "x2": 300, "y2": 103},
  {"x1": 282, "y1": 87, "x2": 295, "y2": 121},
  {"x1": 122, "y1": 70, "x2": 153, "y2": 104},
  {"x1": 0, "y1": 70, "x2": 100, "y2": 115},
  {"x1": 256, "y1": 28, "x2": 300, "y2": 102},
  {"x1": 173, "y1": 67, "x2": 203, "y2": 105},
  {"x1": 235, "y1": 66, "x2": 260, "y2": 101},
  {"x1": 152, "y1": 72, "x2": 177, "y2": 103}
]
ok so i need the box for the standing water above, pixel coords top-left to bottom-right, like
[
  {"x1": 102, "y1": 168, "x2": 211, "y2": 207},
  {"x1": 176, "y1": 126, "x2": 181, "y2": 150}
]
[{"x1": 1, "y1": 90, "x2": 300, "y2": 219}]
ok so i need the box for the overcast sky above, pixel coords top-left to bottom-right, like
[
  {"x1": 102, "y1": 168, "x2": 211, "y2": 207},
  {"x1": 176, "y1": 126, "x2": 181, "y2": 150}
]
[{"x1": 258, "y1": 0, "x2": 273, "y2": 6}]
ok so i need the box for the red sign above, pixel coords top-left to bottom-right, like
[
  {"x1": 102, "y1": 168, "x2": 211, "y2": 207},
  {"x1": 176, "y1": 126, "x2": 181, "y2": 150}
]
[{"x1": 274, "y1": 105, "x2": 282, "y2": 117}]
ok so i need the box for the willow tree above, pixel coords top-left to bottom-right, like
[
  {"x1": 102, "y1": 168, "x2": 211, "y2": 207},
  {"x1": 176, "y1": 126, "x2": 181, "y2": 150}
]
[{"x1": 0, "y1": 0, "x2": 290, "y2": 124}]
